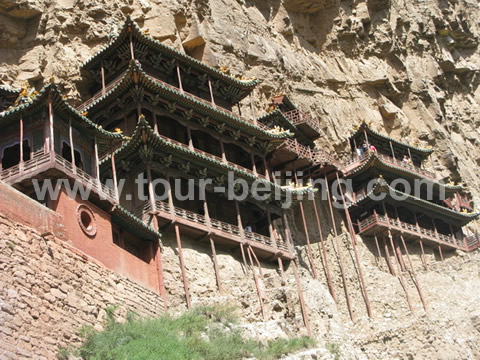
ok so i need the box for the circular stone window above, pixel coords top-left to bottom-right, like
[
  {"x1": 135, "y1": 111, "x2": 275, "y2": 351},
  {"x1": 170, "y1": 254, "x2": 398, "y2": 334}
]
[{"x1": 77, "y1": 205, "x2": 97, "y2": 237}]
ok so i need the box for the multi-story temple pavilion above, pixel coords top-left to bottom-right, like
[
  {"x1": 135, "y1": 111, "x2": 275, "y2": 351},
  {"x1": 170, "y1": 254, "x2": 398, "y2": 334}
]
[{"x1": 342, "y1": 122, "x2": 480, "y2": 255}]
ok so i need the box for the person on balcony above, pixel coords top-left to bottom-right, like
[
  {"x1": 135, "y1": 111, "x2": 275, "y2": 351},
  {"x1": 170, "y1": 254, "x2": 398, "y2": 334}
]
[
  {"x1": 402, "y1": 155, "x2": 409, "y2": 166},
  {"x1": 369, "y1": 144, "x2": 377, "y2": 152},
  {"x1": 244, "y1": 224, "x2": 253, "y2": 232},
  {"x1": 356, "y1": 145, "x2": 363, "y2": 157}
]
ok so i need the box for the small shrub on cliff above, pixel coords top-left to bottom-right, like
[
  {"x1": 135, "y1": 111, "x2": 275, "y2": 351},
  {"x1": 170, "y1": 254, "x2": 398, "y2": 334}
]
[{"x1": 67, "y1": 305, "x2": 314, "y2": 360}]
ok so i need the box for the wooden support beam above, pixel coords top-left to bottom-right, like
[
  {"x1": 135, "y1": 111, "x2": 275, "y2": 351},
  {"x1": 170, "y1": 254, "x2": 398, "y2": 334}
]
[
  {"x1": 250, "y1": 92, "x2": 256, "y2": 126},
  {"x1": 186, "y1": 127, "x2": 194, "y2": 151},
  {"x1": 247, "y1": 246, "x2": 265, "y2": 319},
  {"x1": 438, "y1": 245, "x2": 444, "y2": 261},
  {"x1": 324, "y1": 174, "x2": 353, "y2": 321},
  {"x1": 68, "y1": 118, "x2": 76, "y2": 172},
  {"x1": 146, "y1": 163, "x2": 156, "y2": 213},
  {"x1": 175, "y1": 224, "x2": 191, "y2": 309},
  {"x1": 128, "y1": 30, "x2": 134, "y2": 59},
  {"x1": 249, "y1": 245, "x2": 264, "y2": 279},
  {"x1": 48, "y1": 95, "x2": 54, "y2": 154},
  {"x1": 277, "y1": 257, "x2": 285, "y2": 282},
  {"x1": 266, "y1": 208, "x2": 277, "y2": 249},
  {"x1": 400, "y1": 235, "x2": 427, "y2": 312},
  {"x1": 239, "y1": 243, "x2": 248, "y2": 273},
  {"x1": 176, "y1": 61, "x2": 183, "y2": 92},
  {"x1": 110, "y1": 143, "x2": 119, "y2": 202},
  {"x1": 312, "y1": 195, "x2": 336, "y2": 302},
  {"x1": 373, "y1": 233, "x2": 383, "y2": 270},
  {"x1": 395, "y1": 238, "x2": 407, "y2": 272},
  {"x1": 382, "y1": 237, "x2": 396, "y2": 276},
  {"x1": 389, "y1": 140, "x2": 395, "y2": 159},
  {"x1": 208, "y1": 77, "x2": 215, "y2": 106},
  {"x1": 153, "y1": 238, "x2": 167, "y2": 312},
  {"x1": 220, "y1": 139, "x2": 227, "y2": 163},
  {"x1": 19, "y1": 115, "x2": 24, "y2": 171},
  {"x1": 153, "y1": 113, "x2": 159, "y2": 134},
  {"x1": 210, "y1": 237, "x2": 224, "y2": 295},
  {"x1": 363, "y1": 129, "x2": 369, "y2": 148},
  {"x1": 388, "y1": 231, "x2": 414, "y2": 313},
  {"x1": 282, "y1": 211, "x2": 295, "y2": 252},
  {"x1": 335, "y1": 172, "x2": 372, "y2": 318},
  {"x1": 419, "y1": 239, "x2": 428, "y2": 271},
  {"x1": 250, "y1": 153, "x2": 257, "y2": 176},
  {"x1": 93, "y1": 136, "x2": 100, "y2": 182},
  {"x1": 263, "y1": 157, "x2": 271, "y2": 182},
  {"x1": 292, "y1": 259, "x2": 312, "y2": 336},
  {"x1": 101, "y1": 61, "x2": 106, "y2": 96}
]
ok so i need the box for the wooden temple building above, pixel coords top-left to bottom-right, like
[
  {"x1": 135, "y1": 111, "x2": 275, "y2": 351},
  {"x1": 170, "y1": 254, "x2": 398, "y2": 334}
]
[
  {"x1": 0, "y1": 17, "x2": 479, "y2": 326},
  {"x1": 342, "y1": 122, "x2": 480, "y2": 256}
]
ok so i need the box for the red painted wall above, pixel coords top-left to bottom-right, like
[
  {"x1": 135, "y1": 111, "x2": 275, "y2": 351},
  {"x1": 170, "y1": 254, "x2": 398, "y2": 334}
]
[{"x1": 53, "y1": 189, "x2": 160, "y2": 293}]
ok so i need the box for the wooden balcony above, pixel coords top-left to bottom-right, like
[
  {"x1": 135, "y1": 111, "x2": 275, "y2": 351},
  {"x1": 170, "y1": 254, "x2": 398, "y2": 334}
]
[
  {"x1": 356, "y1": 213, "x2": 480, "y2": 252},
  {"x1": 0, "y1": 150, "x2": 117, "y2": 204},
  {"x1": 134, "y1": 200, "x2": 293, "y2": 261},
  {"x1": 284, "y1": 109, "x2": 321, "y2": 139},
  {"x1": 343, "y1": 151, "x2": 436, "y2": 180}
]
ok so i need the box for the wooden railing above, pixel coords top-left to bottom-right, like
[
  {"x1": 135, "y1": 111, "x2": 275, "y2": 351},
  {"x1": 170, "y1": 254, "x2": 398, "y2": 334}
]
[
  {"x1": 77, "y1": 72, "x2": 126, "y2": 112},
  {"x1": 356, "y1": 213, "x2": 480, "y2": 251},
  {"x1": 284, "y1": 109, "x2": 321, "y2": 135},
  {"x1": 343, "y1": 151, "x2": 436, "y2": 179},
  {"x1": 283, "y1": 139, "x2": 338, "y2": 167},
  {"x1": 133, "y1": 199, "x2": 289, "y2": 251},
  {"x1": 0, "y1": 150, "x2": 116, "y2": 203}
]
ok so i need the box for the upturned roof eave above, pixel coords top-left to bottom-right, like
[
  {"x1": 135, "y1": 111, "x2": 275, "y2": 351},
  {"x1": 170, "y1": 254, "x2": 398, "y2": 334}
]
[{"x1": 81, "y1": 17, "x2": 258, "y2": 91}]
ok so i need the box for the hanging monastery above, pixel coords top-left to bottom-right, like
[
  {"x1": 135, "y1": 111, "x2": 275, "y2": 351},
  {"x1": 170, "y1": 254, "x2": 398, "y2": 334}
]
[{"x1": 0, "y1": 17, "x2": 479, "y2": 332}]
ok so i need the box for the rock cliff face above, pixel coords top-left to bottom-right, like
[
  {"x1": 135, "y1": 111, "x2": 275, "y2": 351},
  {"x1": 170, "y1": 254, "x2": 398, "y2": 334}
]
[{"x1": 1, "y1": 0, "x2": 480, "y2": 359}]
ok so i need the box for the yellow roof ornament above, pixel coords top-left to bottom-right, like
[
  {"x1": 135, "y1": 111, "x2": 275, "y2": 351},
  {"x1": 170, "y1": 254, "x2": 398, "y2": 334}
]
[{"x1": 114, "y1": 128, "x2": 123, "y2": 134}]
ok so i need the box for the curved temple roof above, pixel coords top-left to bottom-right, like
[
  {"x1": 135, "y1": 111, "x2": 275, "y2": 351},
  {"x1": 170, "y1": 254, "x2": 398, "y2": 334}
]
[
  {"x1": 345, "y1": 151, "x2": 464, "y2": 192},
  {"x1": 84, "y1": 60, "x2": 291, "y2": 141},
  {"x1": 82, "y1": 17, "x2": 258, "y2": 93},
  {"x1": 101, "y1": 116, "x2": 315, "y2": 198},
  {"x1": 347, "y1": 179, "x2": 479, "y2": 225},
  {"x1": 349, "y1": 122, "x2": 434, "y2": 160}
]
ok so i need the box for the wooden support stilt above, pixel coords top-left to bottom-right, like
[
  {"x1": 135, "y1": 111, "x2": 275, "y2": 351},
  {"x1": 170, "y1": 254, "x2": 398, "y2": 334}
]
[
  {"x1": 277, "y1": 257, "x2": 285, "y2": 282},
  {"x1": 48, "y1": 95, "x2": 54, "y2": 153},
  {"x1": 382, "y1": 237, "x2": 396, "y2": 276},
  {"x1": 339, "y1": 196, "x2": 368, "y2": 309},
  {"x1": 248, "y1": 245, "x2": 264, "y2": 279},
  {"x1": 395, "y1": 239, "x2": 407, "y2": 272},
  {"x1": 247, "y1": 247, "x2": 265, "y2": 319},
  {"x1": 419, "y1": 240, "x2": 428, "y2": 270},
  {"x1": 186, "y1": 127, "x2": 194, "y2": 151},
  {"x1": 174, "y1": 224, "x2": 191, "y2": 309},
  {"x1": 101, "y1": 61, "x2": 106, "y2": 96},
  {"x1": 69, "y1": 118, "x2": 76, "y2": 172},
  {"x1": 400, "y1": 235, "x2": 427, "y2": 312},
  {"x1": 208, "y1": 77, "x2": 215, "y2": 106},
  {"x1": 292, "y1": 259, "x2": 312, "y2": 336},
  {"x1": 312, "y1": 195, "x2": 336, "y2": 302},
  {"x1": 153, "y1": 237, "x2": 167, "y2": 312},
  {"x1": 110, "y1": 142, "x2": 119, "y2": 202},
  {"x1": 250, "y1": 153, "x2": 257, "y2": 176},
  {"x1": 389, "y1": 140, "x2": 395, "y2": 159},
  {"x1": 325, "y1": 174, "x2": 353, "y2": 321},
  {"x1": 146, "y1": 164, "x2": 156, "y2": 213},
  {"x1": 18, "y1": 115, "x2": 24, "y2": 172},
  {"x1": 209, "y1": 236, "x2": 224, "y2": 295},
  {"x1": 263, "y1": 157, "x2": 271, "y2": 181},
  {"x1": 128, "y1": 29, "x2": 134, "y2": 59},
  {"x1": 388, "y1": 231, "x2": 414, "y2": 313},
  {"x1": 373, "y1": 233, "x2": 383, "y2": 270},
  {"x1": 176, "y1": 61, "x2": 183, "y2": 92},
  {"x1": 239, "y1": 243, "x2": 248, "y2": 273},
  {"x1": 335, "y1": 173, "x2": 372, "y2": 318},
  {"x1": 94, "y1": 136, "x2": 100, "y2": 182},
  {"x1": 298, "y1": 200, "x2": 318, "y2": 279},
  {"x1": 438, "y1": 246, "x2": 444, "y2": 261}
]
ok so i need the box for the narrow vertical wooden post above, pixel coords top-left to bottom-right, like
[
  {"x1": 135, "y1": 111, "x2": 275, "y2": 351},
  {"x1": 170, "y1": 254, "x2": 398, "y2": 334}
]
[
  {"x1": 250, "y1": 92, "x2": 256, "y2": 125},
  {"x1": 400, "y1": 235, "x2": 427, "y2": 312},
  {"x1": 249, "y1": 245, "x2": 264, "y2": 278},
  {"x1": 282, "y1": 211, "x2": 295, "y2": 252},
  {"x1": 250, "y1": 153, "x2": 257, "y2": 176},
  {"x1": 146, "y1": 163, "x2": 156, "y2": 213},
  {"x1": 101, "y1": 61, "x2": 106, "y2": 96},
  {"x1": 324, "y1": 174, "x2": 353, "y2": 321},
  {"x1": 382, "y1": 237, "x2": 396, "y2": 276},
  {"x1": 210, "y1": 236, "x2": 224, "y2": 295},
  {"x1": 298, "y1": 200, "x2": 318, "y2": 279},
  {"x1": 234, "y1": 200, "x2": 245, "y2": 239},
  {"x1": 263, "y1": 157, "x2": 271, "y2": 181},
  {"x1": 69, "y1": 118, "x2": 76, "y2": 172},
  {"x1": 94, "y1": 136, "x2": 100, "y2": 182},
  {"x1": 363, "y1": 129, "x2": 369, "y2": 148},
  {"x1": 166, "y1": 174, "x2": 175, "y2": 215},
  {"x1": 186, "y1": 127, "x2": 194, "y2": 150},
  {"x1": 175, "y1": 224, "x2": 191, "y2": 309},
  {"x1": 394, "y1": 238, "x2": 407, "y2": 272},
  {"x1": 373, "y1": 233, "x2": 383, "y2": 270},
  {"x1": 128, "y1": 27, "x2": 135, "y2": 59},
  {"x1": 110, "y1": 144, "x2": 119, "y2": 202},
  {"x1": 176, "y1": 61, "x2": 183, "y2": 92},
  {"x1": 438, "y1": 245, "x2": 444, "y2": 261},
  {"x1": 312, "y1": 194, "x2": 336, "y2": 302},
  {"x1": 388, "y1": 230, "x2": 414, "y2": 313},
  {"x1": 208, "y1": 77, "x2": 215, "y2": 106},
  {"x1": 335, "y1": 172, "x2": 372, "y2": 318},
  {"x1": 407, "y1": 147, "x2": 413, "y2": 165},
  {"x1": 292, "y1": 259, "x2": 311, "y2": 336},
  {"x1": 19, "y1": 115, "x2": 24, "y2": 171},
  {"x1": 266, "y1": 208, "x2": 277, "y2": 249},
  {"x1": 220, "y1": 139, "x2": 227, "y2": 163},
  {"x1": 153, "y1": 113, "x2": 159, "y2": 134},
  {"x1": 277, "y1": 257, "x2": 285, "y2": 282},
  {"x1": 154, "y1": 239, "x2": 167, "y2": 312},
  {"x1": 48, "y1": 95, "x2": 55, "y2": 156},
  {"x1": 419, "y1": 240, "x2": 428, "y2": 270},
  {"x1": 247, "y1": 246, "x2": 265, "y2": 319},
  {"x1": 389, "y1": 140, "x2": 395, "y2": 159}
]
